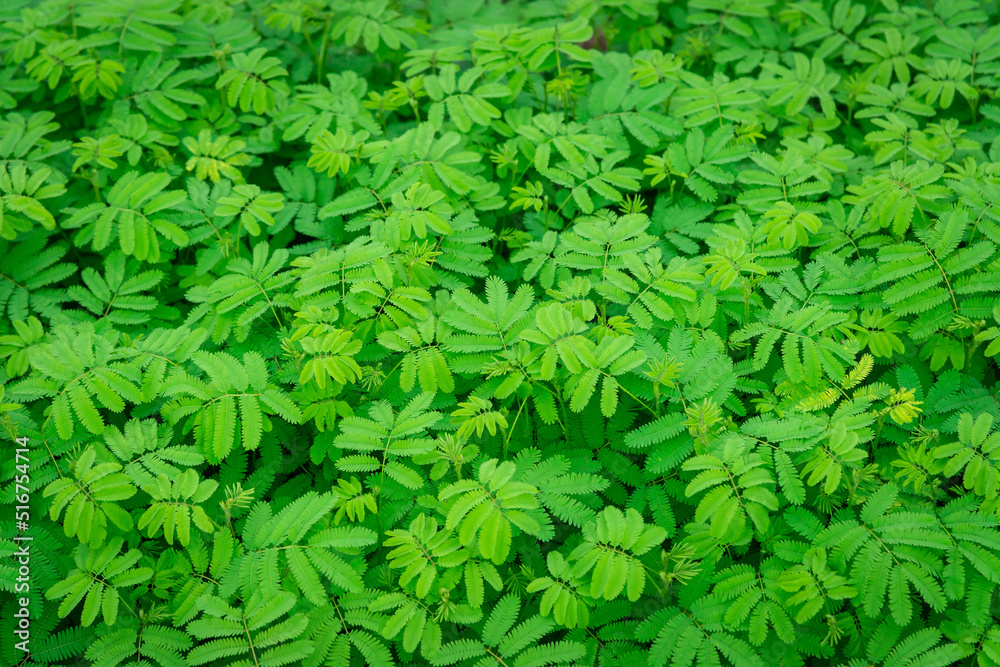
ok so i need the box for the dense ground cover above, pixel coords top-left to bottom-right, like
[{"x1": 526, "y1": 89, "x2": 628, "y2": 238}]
[{"x1": 2, "y1": 0, "x2": 1000, "y2": 665}]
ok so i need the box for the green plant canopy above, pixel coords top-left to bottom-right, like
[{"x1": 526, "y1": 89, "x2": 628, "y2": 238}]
[{"x1": 2, "y1": 1, "x2": 1000, "y2": 666}]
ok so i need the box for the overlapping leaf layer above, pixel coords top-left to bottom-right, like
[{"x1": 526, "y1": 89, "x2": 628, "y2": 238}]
[{"x1": 2, "y1": 1, "x2": 1000, "y2": 666}]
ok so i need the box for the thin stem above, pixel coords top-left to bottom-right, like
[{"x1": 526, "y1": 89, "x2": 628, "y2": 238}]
[{"x1": 317, "y1": 16, "x2": 332, "y2": 84}]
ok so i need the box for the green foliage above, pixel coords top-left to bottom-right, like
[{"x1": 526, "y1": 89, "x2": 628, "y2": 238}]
[
  {"x1": 3, "y1": 1, "x2": 1000, "y2": 666},
  {"x1": 137, "y1": 469, "x2": 218, "y2": 546},
  {"x1": 161, "y1": 350, "x2": 301, "y2": 462},
  {"x1": 43, "y1": 446, "x2": 136, "y2": 547}
]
